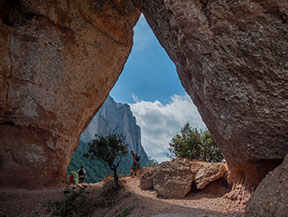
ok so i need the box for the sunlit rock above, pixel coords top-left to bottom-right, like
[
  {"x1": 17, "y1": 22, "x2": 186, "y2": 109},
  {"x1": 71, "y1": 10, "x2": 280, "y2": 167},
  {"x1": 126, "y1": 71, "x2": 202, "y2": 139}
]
[{"x1": 0, "y1": 0, "x2": 140, "y2": 187}]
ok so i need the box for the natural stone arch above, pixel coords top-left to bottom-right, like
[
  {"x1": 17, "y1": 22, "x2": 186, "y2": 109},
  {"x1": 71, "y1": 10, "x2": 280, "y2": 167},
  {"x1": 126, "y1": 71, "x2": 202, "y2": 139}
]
[{"x1": 0, "y1": 2, "x2": 288, "y2": 208}]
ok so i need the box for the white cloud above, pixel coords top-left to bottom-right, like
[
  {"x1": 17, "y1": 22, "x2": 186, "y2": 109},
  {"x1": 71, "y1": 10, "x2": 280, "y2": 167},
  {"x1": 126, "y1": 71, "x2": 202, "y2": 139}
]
[
  {"x1": 131, "y1": 92, "x2": 139, "y2": 102},
  {"x1": 129, "y1": 94, "x2": 206, "y2": 162}
]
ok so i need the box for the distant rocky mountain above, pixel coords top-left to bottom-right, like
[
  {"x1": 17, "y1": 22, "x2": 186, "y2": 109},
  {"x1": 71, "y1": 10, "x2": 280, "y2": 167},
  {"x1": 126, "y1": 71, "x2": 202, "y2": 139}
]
[
  {"x1": 68, "y1": 96, "x2": 149, "y2": 182},
  {"x1": 81, "y1": 95, "x2": 148, "y2": 163}
]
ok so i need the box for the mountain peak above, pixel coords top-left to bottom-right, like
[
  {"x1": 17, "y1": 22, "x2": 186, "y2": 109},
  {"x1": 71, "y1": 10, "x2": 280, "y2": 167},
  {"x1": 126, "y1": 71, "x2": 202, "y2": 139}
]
[{"x1": 80, "y1": 96, "x2": 148, "y2": 162}]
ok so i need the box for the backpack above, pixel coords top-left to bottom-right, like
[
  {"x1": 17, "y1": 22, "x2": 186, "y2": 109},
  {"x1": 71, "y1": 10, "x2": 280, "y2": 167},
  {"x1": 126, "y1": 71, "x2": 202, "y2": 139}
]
[
  {"x1": 79, "y1": 168, "x2": 84, "y2": 176},
  {"x1": 135, "y1": 154, "x2": 140, "y2": 162}
]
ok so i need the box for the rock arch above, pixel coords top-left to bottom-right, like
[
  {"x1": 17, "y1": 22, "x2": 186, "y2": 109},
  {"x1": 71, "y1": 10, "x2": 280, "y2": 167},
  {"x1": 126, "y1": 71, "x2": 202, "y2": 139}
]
[{"x1": 0, "y1": 1, "x2": 288, "y2": 208}]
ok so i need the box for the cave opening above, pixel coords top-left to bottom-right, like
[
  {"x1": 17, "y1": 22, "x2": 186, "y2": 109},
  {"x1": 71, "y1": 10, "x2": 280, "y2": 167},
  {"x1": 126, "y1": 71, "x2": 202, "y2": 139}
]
[{"x1": 67, "y1": 15, "x2": 206, "y2": 184}]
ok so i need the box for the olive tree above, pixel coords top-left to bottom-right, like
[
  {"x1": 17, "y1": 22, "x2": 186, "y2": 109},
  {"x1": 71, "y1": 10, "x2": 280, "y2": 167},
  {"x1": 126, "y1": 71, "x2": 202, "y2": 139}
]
[{"x1": 84, "y1": 133, "x2": 128, "y2": 189}]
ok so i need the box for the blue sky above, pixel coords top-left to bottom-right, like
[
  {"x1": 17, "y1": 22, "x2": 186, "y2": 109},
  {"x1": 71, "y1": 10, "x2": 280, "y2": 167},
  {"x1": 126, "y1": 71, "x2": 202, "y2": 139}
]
[
  {"x1": 110, "y1": 15, "x2": 206, "y2": 162},
  {"x1": 110, "y1": 15, "x2": 185, "y2": 105}
]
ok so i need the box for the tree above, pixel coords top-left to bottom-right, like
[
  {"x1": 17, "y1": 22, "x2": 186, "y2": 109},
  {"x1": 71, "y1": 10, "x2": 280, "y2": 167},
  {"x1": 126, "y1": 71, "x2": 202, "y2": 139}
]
[
  {"x1": 168, "y1": 122, "x2": 224, "y2": 162},
  {"x1": 83, "y1": 133, "x2": 128, "y2": 189}
]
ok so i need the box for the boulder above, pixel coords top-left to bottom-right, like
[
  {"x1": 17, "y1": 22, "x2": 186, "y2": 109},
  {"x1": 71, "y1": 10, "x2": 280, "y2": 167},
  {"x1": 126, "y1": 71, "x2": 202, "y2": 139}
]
[
  {"x1": 153, "y1": 158, "x2": 195, "y2": 198},
  {"x1": 147, "y1": 158, "x2": 227, "y2": 198},
  {"x1": 140, "y1": 167, "x2": 156, "y2": 190},
  {"x1": 245, "y1": 154, "x2": 288, "y2": 217},
  {"x1": 0, "y1": 0, "x2": 140, "y2": 187},
  {"x1": 133, "y1": 0, "x2": 288, "y2": 192},
  {"x1": 195, "y1": 163, "x2": 227, "y2": 189}
]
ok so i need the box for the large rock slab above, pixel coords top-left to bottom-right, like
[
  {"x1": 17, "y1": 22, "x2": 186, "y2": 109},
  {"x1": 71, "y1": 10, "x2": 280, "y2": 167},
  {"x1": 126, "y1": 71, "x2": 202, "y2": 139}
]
[
  {"x1": 195, "y1": 162, "x2": 226, "y2": 189},
  {"x1": 0, "y1": 0, "x2": 140, "y2": 187},
  {"x1": 142, "y1": 158, "x2": 227, "y2": 198},
  {"x1": 153, "y1": 158, "x2": 195, "y2": 198},
  {"x1": 140, "y1": 167, "x2": 156, "y2": 190},
  {"x1": 245, "y1": 153, "x2": 288, "y2": 217},
  {"x1": 133, "y1": 0, "x2": 288, "y2": 188}
]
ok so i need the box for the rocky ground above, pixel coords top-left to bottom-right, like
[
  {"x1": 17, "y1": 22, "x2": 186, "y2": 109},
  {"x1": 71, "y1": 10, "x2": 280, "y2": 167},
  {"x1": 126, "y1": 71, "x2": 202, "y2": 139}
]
[{"x1": 0, "y1": 176, "x2": 244, "y2": 217}]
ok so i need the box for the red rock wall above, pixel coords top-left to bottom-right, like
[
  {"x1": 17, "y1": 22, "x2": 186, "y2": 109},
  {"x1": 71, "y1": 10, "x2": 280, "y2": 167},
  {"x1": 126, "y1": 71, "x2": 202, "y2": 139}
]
[
  {"x1": 245, "y1": 153, "x2": 288, "y2": 217},
  {"x1": 133, "y1": 0, "x2": 288, "y2": 188},
  {"x1": 0, "y1": 0, "x2": 140, "y2": 187}
]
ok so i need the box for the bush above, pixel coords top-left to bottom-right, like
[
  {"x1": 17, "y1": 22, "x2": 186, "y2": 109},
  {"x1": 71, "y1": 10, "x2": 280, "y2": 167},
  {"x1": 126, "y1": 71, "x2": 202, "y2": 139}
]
[
  {"x1": 117, "y1": 206, "x2": 135, "y2": 217},
  {"x1": 168, "y1": 122, "x2": 224, "y2": 162},
  {"x1": 45, "y1": 185, "x2": 92, "y2": 217}
]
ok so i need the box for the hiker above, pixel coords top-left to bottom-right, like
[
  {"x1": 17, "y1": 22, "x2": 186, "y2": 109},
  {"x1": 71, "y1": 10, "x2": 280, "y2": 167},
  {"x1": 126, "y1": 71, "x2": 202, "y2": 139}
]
[
  {"x1": 69, "y1": 173, "x2": 75, "y2": 184},
  {"x1": 129, "y1": 167, "x2": 134, "y2": 176},
  {"x1": 130, "y1": 151, "x2": 140, "y2": 176},
  {"x1": 78, "y1": 166, "x2": 86, "y2": 183}
]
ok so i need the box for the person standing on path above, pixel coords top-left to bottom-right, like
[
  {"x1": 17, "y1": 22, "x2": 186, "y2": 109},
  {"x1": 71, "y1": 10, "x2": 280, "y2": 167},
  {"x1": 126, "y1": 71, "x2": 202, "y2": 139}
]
[
  {"x1": 69, "y1": 173, "x2": 75, "y2": 184},
  {"x1": 130, "y1": 151, "x2": 137, "y2": 176},
  {"x1": 78, "y1": 166, "x2": 86, "y2": 183},
  {"x1": 130, "y1": 150, "x2": 141, "y2": 176}
]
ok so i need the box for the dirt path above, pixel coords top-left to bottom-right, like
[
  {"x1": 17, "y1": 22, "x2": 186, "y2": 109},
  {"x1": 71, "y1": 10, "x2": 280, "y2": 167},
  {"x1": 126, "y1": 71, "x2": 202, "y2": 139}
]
[
  {"x1": 0, "y1": 176, "x2": 244, "y2": 217},
  {"x1": 97, "y1": 177, "x2": 244, "y2": 217}
]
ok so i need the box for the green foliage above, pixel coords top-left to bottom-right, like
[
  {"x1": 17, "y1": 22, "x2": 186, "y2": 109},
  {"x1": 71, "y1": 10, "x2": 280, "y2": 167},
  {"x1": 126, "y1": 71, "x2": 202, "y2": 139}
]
[
  {"x1": 84, "y1": 133, "x2": 128, "y2": 167},
  {"x1": 67, "y1": 141, "x2": 135, "y2": 183},
  {"x1": 71, "y1": 171, "x2": 79, "y2": 185},
  {"x1": 168, "y1": 122, "x2": 224, "y2": 162},
  {"x1": 84, "y1": 133, "x2": 129, "y2": 189},
  {"x1": 117, "y1": 206, "x2": 135, "y2": 217},
  {"x1": 45, "y1": 185, "x2": 92, "y2": 217}
]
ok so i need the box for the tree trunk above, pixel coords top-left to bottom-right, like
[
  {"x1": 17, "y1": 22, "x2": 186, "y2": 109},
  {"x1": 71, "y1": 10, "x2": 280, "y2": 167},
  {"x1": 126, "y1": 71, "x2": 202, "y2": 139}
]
[{"x1": 113, "y1": 169, "x2": 119, "y2": 190}]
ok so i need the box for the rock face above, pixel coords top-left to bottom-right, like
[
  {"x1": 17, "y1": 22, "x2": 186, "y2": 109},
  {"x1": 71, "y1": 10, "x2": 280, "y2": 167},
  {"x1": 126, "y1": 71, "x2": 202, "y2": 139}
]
[
  {"x1": 80, "y1": 96, "x2": 148, "y2": 164},
  {"x1": 0, "y1": 0, "x2": 140, "y2": 187},
  {"x1": 245, "y1": 153, "x2": 288, "y2": 217},
  {"x1": 0, "y1": 1, "x2": 287, "y2": 205},
  {"x1": 195, "y1": 163, "x2": 226, "y2": 190},
  {"x1": 140, "y1": 167, "x2": 155, "y2": 190},
  {"x1": 153, "y1": 158, "x2": 195, "y2": 198},
  {"x1": 133, "y1": 0, "x2": 288, "y2": 190},
  {"x1": 141, "y1": 158, "x2": 227, "y2": 198}
]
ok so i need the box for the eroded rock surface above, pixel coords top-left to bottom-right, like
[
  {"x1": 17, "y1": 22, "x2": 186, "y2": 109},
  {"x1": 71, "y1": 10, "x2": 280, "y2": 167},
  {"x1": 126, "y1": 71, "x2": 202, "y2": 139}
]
[
  {"x1": 141, "y1": 158, "x2": 227, "y2": 198},
  {"x1": 1, "y1": 0, "x2": 288, "y2": 198},
  {"x1": 195, "y1": 162, "x2": 226, "y2": 189},
  {"x1": 133, "y1": 0, "x2": 288, "y2": 190},
  {"x1": 140, "y1": 167, "x2": 155, "y2": 190},
  {"x1": 0, "y1": 0, "x2": 140, "y2": 187},
  {"x1": 153, "y1": 158, "x2": 195, "y2": 198},
  {"x1": 245, "y1": 153, "x2": 288, "y2": 217}
]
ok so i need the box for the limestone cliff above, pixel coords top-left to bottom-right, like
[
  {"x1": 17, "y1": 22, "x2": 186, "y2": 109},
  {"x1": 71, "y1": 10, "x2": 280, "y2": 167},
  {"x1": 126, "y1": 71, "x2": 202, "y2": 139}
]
[{"x1": 80, "y1": 95, "x2": 149, "y2": 165}]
